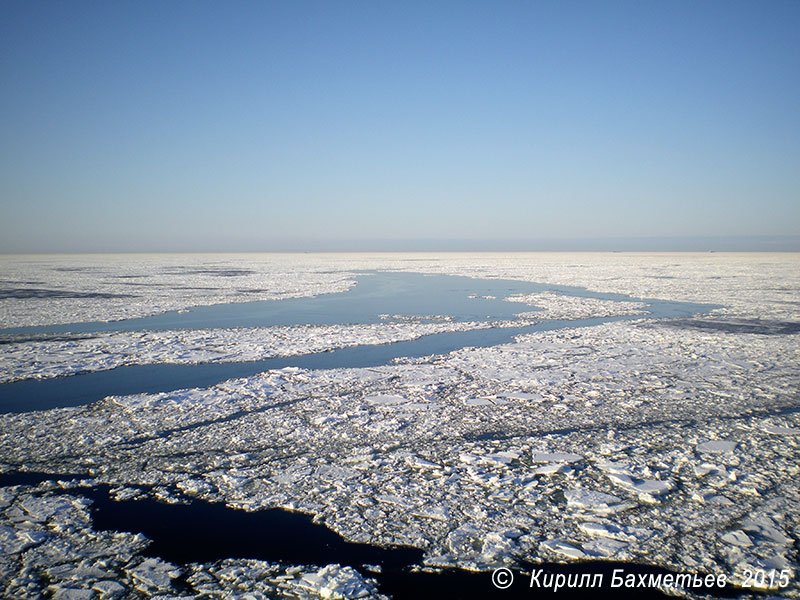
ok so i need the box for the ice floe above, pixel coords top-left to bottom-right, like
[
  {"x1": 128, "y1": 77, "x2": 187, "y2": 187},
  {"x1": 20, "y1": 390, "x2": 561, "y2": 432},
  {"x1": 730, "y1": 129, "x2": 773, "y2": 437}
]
[
  {"x1": 540, "y1": 539, "x2": 586, "y2": 559},
  {"x1": 763, "y1": 425, "x2": 800, "y2": 435},
  {"x1": 505, "y1": 291, "x2": 649, "y2": 320},
  {"x1": 564, "y1": 489, "x2": 623, "y2": 510},
  {"x1": 295, "y1": 564, "x2": 379, "y2": 599},
  {"x1": 696, "y1": 440, "x2": 738, "y2": 454}
]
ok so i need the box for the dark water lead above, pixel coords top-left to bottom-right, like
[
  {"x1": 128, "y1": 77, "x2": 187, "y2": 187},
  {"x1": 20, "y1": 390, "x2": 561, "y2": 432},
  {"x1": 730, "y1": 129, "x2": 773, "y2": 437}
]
[
  {"x1": 0, "y1": 472, "x2": 757, "y2": 599},
  {"x1": 656, "y1": 318, "x2": 800, "y2": 335},
  {"x1": 0, "y1": 316, "x2": 674, "y2": 414}
]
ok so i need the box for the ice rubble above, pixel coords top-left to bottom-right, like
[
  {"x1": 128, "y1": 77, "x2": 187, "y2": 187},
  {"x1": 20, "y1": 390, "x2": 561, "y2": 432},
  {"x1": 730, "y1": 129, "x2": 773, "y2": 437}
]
[
  {"x1": 296, "y1": 564, "x2": 381, "y2": 599},
  {"x1": 1, "y1": 253, "x2": 799, "y2": 598}
]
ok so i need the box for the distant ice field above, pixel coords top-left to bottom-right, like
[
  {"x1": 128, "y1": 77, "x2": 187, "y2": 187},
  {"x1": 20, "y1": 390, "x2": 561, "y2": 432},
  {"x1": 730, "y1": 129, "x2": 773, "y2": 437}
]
[
  {"x1": 0, "y1": 270, "x2": 655, "y2": 334},
  {"x1": 0, "y1": 253, "x2": 799, "y2": 599},
  {"x1": 1, "y1": 252, "x2": 798, "y2": 327}
]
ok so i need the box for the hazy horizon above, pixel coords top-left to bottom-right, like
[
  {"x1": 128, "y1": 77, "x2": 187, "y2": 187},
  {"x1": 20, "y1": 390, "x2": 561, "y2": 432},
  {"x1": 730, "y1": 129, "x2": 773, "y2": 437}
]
[
  {"x1": 2, "y1": 234, "x2": 800, "y2": 254},
  {"x1": 2, "y1": 2, "x2": 799, "y2": 253}
]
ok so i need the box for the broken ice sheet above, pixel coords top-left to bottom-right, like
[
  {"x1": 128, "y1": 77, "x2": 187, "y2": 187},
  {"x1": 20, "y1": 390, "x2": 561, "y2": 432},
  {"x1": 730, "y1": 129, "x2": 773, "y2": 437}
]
[
  {"x1": 1, "y1": 253, "x2": 799, "y2": 597},
  {"x1": 597, "y1": 462, "x2": 674, "y2": 502},
  {"x1": 0, "y1": 255, "x2": 361, "y2": 329},
  {"x1": 533, "y1": 463, "x2": 573, "y2": 476}
]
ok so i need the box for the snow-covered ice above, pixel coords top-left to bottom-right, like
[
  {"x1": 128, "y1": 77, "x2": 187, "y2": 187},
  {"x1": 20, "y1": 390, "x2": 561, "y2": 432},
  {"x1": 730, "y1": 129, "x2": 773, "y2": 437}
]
[{"x1": 505, "y1": 291, "x2": 649, "y2": 320}]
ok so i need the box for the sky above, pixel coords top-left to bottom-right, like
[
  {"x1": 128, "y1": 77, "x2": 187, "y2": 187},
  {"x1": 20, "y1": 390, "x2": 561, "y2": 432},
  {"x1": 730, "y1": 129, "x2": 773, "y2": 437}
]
[{"x1": 1, "y1": 0, "x2": 799, "y2": 252}]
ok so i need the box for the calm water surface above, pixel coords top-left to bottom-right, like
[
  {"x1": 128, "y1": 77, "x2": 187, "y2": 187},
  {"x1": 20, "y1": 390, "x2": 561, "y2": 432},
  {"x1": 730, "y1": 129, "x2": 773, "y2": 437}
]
[{"x1": 0, "y1": 272, "x2": 718, "y2": 413}]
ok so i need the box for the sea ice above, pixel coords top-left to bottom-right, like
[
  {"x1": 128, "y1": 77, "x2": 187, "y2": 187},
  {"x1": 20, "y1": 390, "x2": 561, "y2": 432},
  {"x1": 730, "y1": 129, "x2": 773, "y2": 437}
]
[
  {"x1": 696, "y1": 440, "x2": 738, "y2": 454},
  {"x1": 295, "y1": 564, "x2": 378, "y2": 599},
  {"x1": 531, "y1": 452, "x2": 583, "y2": 463},
  {"x1": 582, "y1": 537, "x2": 628, "y2": 557},
  {"x1": 721, "y1": 530, "x2": 754, "y2": 548},
  {"x1": 504, "y1": 291, "x2": 649, "y2": 320},
  {"x1": 540, "y1": 539, "x2": 586, "y2": 559},
  {"x1": 1, "y1": 253, "x2": 799, "y2": 598},
  {"x1": 533, "y1": 463, "x2": 573, "y2": 476},
  {"x1": 763, "y1": 425, "x2": 800, "y2": 435},
  {"x1": 564, "y1": 489, "x2": 623, "y2": 510},
  {"x1": 577, "y1": 521, "x2": 636, "y2": 542}
]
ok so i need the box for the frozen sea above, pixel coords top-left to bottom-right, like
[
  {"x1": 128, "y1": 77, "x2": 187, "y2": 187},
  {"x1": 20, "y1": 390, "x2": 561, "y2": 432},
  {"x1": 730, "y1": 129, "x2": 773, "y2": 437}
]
[{"x1": 0, "y1": 252, "x2": 799, "y2": 599}]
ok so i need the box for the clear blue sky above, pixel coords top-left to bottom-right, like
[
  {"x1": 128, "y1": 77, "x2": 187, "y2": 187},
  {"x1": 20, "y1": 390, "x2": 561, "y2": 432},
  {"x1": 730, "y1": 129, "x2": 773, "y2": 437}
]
[{"x1": 1, "y1": 0, "x2": 799, "y2": 252}]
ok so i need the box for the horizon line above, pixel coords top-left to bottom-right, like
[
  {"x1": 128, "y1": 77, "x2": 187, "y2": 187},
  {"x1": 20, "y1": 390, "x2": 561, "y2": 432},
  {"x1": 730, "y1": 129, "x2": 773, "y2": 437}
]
[{"x1": 2, "y1": 235, "x2": 799, "y2": 255}]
